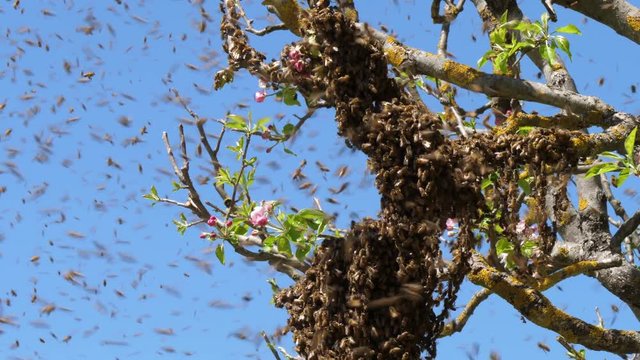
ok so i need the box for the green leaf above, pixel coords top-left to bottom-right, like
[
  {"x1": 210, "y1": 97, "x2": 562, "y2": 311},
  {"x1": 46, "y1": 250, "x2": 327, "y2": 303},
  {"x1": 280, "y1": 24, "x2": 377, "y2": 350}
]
[
  {"x1": 215, "y1": 168, "x2": 232, "y2": 186},
  {"x1": 295, "y1": 243, "x2": 311, "y2": 261},
  {"x1": 143, "y1": 185, "x2": 160, "y2": 202},
  {"x1": 516, "y1": 126, "x2": 535, "y2": 135},
  {"x1": 514, "y1": 21, "x2": 540, "y2": 34},
  {"x1": 477, "y1": 50, "x2": 494, "y2": 69},
  {"x1": 599, "y1": 151, "x2": 625, "y2": 161},
  {"x1": 555, "y1": 24, "x2": 581, "y2": 35},
  {"x1": 276, "y1": 237, "x2": 293, "y2": 257},
  {"x1": 584, "y1": 162, "x2": 621, "y2": 178},
  {"x1": 499, "y1": 10, "x2": 508, "y2": 25},
  {"x1": 624, "y1": 127, "x2": 637, "y2": 161},
  {"x1": 545, "y1": 44, "x2": 558, "y2": 65},
  {"x1": 230, "y1": 221, "x2": 249, "y2": 236},
  {"x1": 541, "y1": 12, "x2": 549, "y2": 33},
  {"x1": 614, "y1": 168, "x2": 631, "y2": 187},
  {"x1": 281, "y1": 86, "x2": 300, "y2": 106},
  {"x1": 490, "y1": 27, "x2": 507, "y2": 46},
  {"x1": 282, "y1": 123, "x2": 295, "y2": 137},
  {"x1": 493, "y1": 51, "x2": 509, "y2": 74},
  {"x1": 215, "y1": 243, "x2": 225, "y2": 265},
  {"x1": 226, "y1": 114, "x2": 248, "y2": 131},
  {"x1": 496, "y1": 237, "x2": 514, "y2": 255},
  {"x1": 263, "y1": 236, "x2": 277, "y2": 249},
  {"x1": 255, "y1": 117, "x2": 270, "y2": 132},
  {"x1": 518, "y1": 178, "x2": 532, "y2": 195},
  {"x1": 500, "y1": 20, "x2": 521, "y2": 30},
  {"x1": 539, "y1": 45, "x2": 552, "y2": 64},
  {"x1": 171, "y1": 181, "x2": 182, "y2": 192},
  {"x1": 481, "y1": 172, "x2": 499, "y2": 190},
  {"x1": 283, "y1": 147, "x2": 297, "y2": 156},
  {"x1": 554, "y1": 35, "x2": 572, "y2": 60},
  {"x1": 521, "y1": 240, "x2": 537, "y2": 258}
]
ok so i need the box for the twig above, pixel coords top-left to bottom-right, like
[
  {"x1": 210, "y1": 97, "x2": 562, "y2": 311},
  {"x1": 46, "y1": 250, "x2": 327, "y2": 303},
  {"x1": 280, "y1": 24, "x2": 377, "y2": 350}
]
[
  {"x1": 595, "y1": 306, "x2": 605, "y2": 328},
  {"x1": 225, "y1": 128, "x2": 253, "y2": 219},
  {"x1": 162, "y1": 128, "x2": 209, "y2": 219},
  {"x1": 450, "y1": 106, "x2": 468, "y2": 138},
  {"x1": 235, "y1": 0, "x2": 287, "y2": 36},
  {"x1": 613, "y1": 210, "x2": 640, "y2": 249},
  {"x1": 601, "y1": 173, "x2": 628, "y2": 220},
  {"x1": 557, "y1": 336, "x2": 586, "y2": 360},
  {"x1": 439, "y1": 288, "x2": 491, "y2": 337},
  {"x1": 261, "y1": 331, "x2": 282, "y2": 360},
  {"x1": 171, "y1": 88, "x2": 231, "y2": 204}
]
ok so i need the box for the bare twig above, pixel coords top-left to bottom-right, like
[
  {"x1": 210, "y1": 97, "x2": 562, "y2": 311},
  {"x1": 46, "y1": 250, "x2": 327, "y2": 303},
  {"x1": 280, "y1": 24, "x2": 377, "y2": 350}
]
[
  {"x1": 162, "y1": 128, "x2": 209, "y2": 219},
  {"x1": 261, "y1": 331, "x2": 283, "y2": 360},
  {"x1": 235, "y1": 0, "x2": 288, "y2": 36},
  {"x1": 601, "y1": 173, "x2": 628, "y2": 220},
  {"x1": 450, "y1": 106, "x2": 468, "y2": 138},
  {"x1": 171, "y1": 88, "x2": 231, "y2": 204},
  {"x1": 439, "y1": 288, "x2": 491, "y2": 337},
  {"x1": 595, "y1": 306, "x2": 605, "y2": 328}
]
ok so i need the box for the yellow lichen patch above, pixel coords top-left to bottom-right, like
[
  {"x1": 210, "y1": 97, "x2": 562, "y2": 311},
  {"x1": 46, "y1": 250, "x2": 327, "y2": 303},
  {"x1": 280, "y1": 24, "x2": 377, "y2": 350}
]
[
  {"x1": 570, "y1": 134, "x2": 590, "y2": 154},
  {"x1": 442, "y1": 60, "x2": 480, "y2": 85},
  {"x1": 384, "y1": 36, "x2": 406, "y2": 67},
  {"x1": 627, "y1": 15, "x2": 640, "y2": 32},
  {"x1": 578, "y1": 197, "x2": 588, "y2": 211}
]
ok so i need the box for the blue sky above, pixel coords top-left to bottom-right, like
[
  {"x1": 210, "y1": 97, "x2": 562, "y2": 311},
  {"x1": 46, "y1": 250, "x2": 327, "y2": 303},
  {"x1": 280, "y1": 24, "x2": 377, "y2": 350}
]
[{"x1": 0, "y1": 1, "x2": 638, "y2": 359}]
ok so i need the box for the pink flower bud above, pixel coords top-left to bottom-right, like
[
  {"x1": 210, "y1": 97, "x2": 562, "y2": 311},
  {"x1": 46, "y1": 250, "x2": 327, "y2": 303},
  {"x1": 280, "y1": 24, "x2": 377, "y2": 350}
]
[
  {"x1": 199, "y1": 232, "x2": 209, "y2": 239},
  {"x1": 207, "y1": 216, "x2": 217, "y2": 227},
  {"x1": 225, "y1": 219, "x2": 233, "y2": 227},
  {"x1": 261, "y1": 130, "x2": 270, "y2": 140},
  {"x1": 254, "y1": 90, "x2": 267, "y2": 103}
]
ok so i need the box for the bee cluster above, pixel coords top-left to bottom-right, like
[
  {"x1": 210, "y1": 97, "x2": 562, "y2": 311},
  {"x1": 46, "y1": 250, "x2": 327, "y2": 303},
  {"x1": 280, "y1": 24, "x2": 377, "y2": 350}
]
[{"x1": 217, "y1": 3, "x2": 583, "y2": 359}]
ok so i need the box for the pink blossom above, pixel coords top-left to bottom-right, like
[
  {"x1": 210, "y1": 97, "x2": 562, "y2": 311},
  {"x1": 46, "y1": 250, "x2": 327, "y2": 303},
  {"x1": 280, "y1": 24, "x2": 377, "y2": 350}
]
[
  {"x1": 207, "y1": 216, "x2": 217, "y2": 227},
  {"x1": 288, "y1": 47, "x2": 301, "y2": 61},
  {"x1": 250, "y1": 205, "x2": 269, "y2": 227},
  {"x1": 254, "y1": 90, "x2": 267, "y2": 103},
  {"x1": 515, "y1": 220, "x2": 527, "y2": 234},
  {"x1": 292, "y1": 60, "x2": 305, "y2": 73},
  {"x1": 258, "y1": 79, "x2": 267, "y2": 89},
  {"x1": 445, "y1": 218, "x2": 457, "y2": 231}
]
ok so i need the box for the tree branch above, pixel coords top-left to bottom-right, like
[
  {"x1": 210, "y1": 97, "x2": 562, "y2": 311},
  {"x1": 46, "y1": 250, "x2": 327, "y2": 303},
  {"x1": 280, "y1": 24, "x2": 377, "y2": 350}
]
[
  {"x1": 355, "y1": 23, "x2": 615, "y2": 120},
  {"x1": 554, "y1": 0, "x2": 640, "y2": 45},
  {"x1": 468, "y1": 251, "x2": 640, "y2": 354}
]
